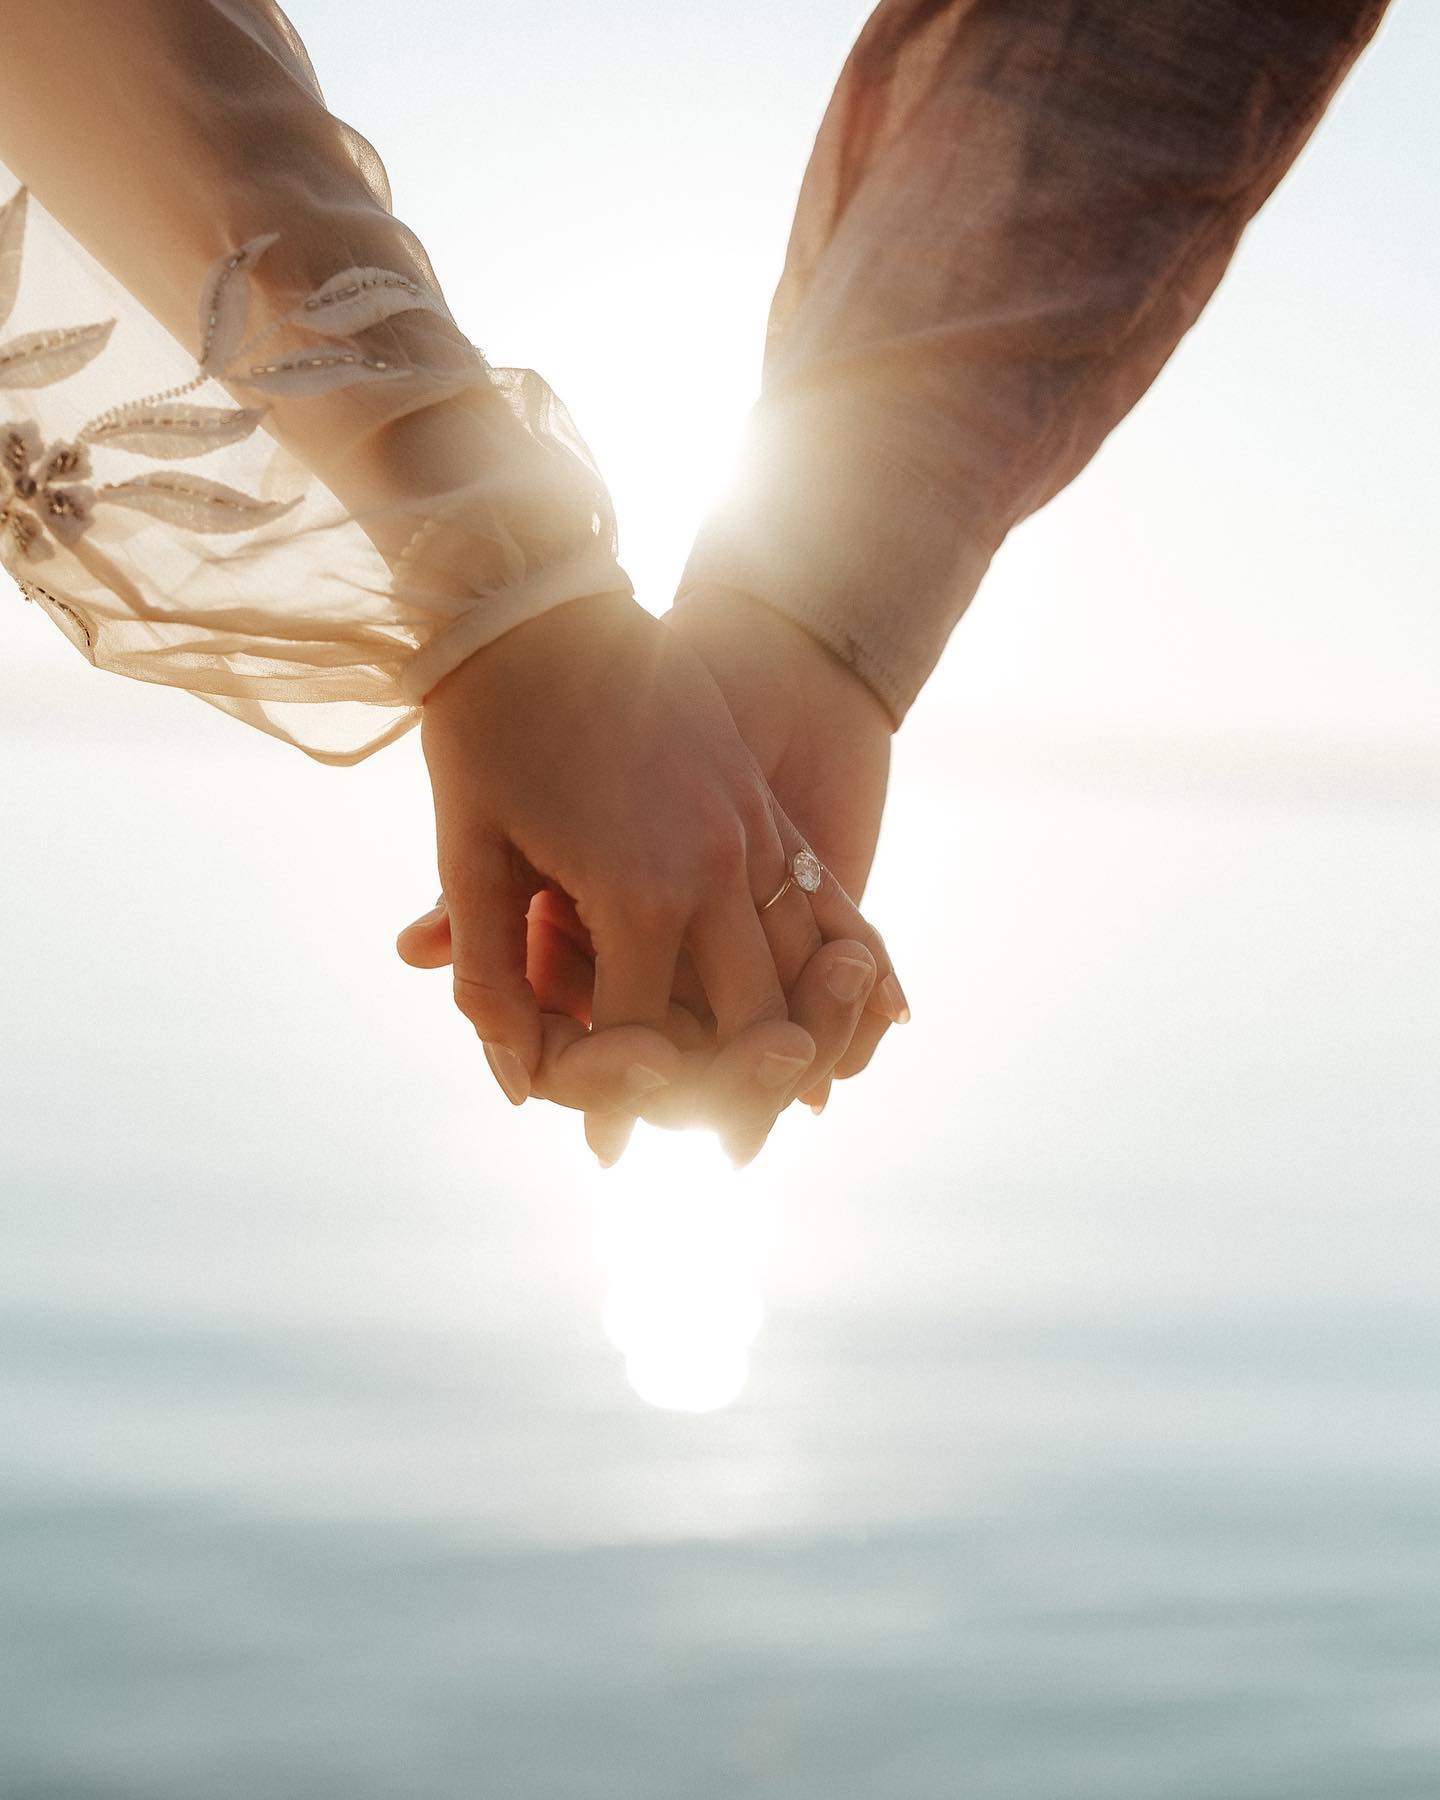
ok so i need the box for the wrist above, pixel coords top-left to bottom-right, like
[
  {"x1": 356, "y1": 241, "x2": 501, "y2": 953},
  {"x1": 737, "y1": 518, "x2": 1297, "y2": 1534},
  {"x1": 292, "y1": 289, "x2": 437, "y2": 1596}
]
[
  {"x1": 405, "y1": 566, "x2": 634, "y2": 709},
  {"x1": 669, "y1": 583, "x2": 895, "y2": 739}
]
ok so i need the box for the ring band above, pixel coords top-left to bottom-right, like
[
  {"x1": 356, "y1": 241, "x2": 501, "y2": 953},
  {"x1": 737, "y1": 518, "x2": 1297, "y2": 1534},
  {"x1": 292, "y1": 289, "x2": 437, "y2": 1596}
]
[{"x1": 760, "y1": 848, "x2": 823, "y2": 913}]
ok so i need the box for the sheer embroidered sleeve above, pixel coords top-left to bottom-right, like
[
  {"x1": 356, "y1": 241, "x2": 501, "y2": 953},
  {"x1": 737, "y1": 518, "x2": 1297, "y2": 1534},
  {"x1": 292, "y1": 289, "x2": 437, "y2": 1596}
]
[{"x1": 0, "y1": 0, "x2": 627, "y2": 762}]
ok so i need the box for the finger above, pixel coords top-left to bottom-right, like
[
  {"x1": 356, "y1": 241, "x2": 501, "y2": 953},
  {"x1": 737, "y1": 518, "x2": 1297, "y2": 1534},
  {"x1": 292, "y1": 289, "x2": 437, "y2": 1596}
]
[
  {"x1": 528, "y1": 886, "x2": 594, "y2": 962},
  {"x1": 527, "y1": 1014, "x2": 685, "y2": 1117},
  {"x1": 786, "y1": 938, "x2": 876, "y2": 1100},
  {"x1": 586, "y1": 1112, "x2": 636, "y2": 1170},
  {"x1": 690, "y1": 1014, "x2": 817, "y2": 1166},
  {"x1": 663, "y1": 1000, "x2": 712, "y2": 1055},
  {"x1": 759, "y1": 815, "x2": 882, "y2": 1091},
  {"x1": 583, "y1": 906, "x2": 687, "y2": 1168},
  {"x1": 444, "y1": 837, "x2": 543, "y2": 1102},
  {"x1": 799, "y1": 1075, "x2": 832, "y2": 1115},
  {"x1": 546, "y1": 1006, "x2": 710, "y2": 1138},
  {"x1": 395, "y1": 897, "x2": 452, "y2": 969},
  {"x1": 589, "y1": 907, "x2": 684, "y2": 1034},
  {"x1": 833, "y1": 1008, "x2": 894, "y2": 1081},
  {"x1": 526, "y1": 912, "x2": 595, "y2": 1023},
  {"x1": 756, "y1": 853, "x2": 825, "y2": 1007},
  {"x1": 711, "y1": 942, "x2": 874, "y2": 1146},
  {"x1": 683, "y1": 817, "x2": 827, "y2": 1158},
  {"x1": 806, "y1": 860, "x2": 909, "y2": 1043},
  {"x1": 688, "y1": 882, "x2": 789, "y2": 1047},
  {"x1": 669, "y1": 947, "x2": 711, "y2": 1031}
]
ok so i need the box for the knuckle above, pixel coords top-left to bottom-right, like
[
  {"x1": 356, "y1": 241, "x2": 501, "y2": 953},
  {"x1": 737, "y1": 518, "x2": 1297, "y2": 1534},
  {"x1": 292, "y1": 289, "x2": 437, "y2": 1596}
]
[
  {"x1": 451, "y1": 972, "x2": 516, "y2": 1029},
  {"x1": 834, "y1": 896, "x2": 888, "y2": 964},
  {"x1": 731, "y1": 992, "x2": 789, "y2": 1036},
  {"x1": 859, "y1": 923, "x2": 890, "y2": 969},
  {"x1": 737, "y1": 784, "x2": 778, "y2": 845},
  {"x1": 613, "y1": 880, "x2": 689, "y2": 937},
  {"x1": 695, "y1": 818, "x2": 750, "y2": 891}
]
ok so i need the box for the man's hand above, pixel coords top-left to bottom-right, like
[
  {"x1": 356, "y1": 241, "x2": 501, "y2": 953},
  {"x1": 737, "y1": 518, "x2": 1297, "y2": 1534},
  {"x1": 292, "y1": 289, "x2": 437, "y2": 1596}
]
[
  {"x1": 665, "y1": 583, "x2": 901, "y2": 1106},
  {"x1": 401, "y1": 890, "x2": 883, "y2": 1164}
]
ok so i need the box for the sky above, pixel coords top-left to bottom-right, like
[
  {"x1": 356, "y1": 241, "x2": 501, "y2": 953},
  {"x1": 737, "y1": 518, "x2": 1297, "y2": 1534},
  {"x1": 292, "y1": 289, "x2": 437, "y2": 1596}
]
[{"x1": 1, "y1": 0, "x2": 1438, "y2": 1417}]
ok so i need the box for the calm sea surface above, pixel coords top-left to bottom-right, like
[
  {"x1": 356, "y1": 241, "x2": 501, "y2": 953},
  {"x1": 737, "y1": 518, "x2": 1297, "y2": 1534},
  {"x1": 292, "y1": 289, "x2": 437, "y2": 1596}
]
[{"x1": 4, "y1": 697, "x2": 1440, "y2": 1798}]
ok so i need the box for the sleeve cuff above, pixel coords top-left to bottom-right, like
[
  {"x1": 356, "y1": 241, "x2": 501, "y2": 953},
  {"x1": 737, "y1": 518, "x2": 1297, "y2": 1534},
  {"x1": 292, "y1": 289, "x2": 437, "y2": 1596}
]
[
  {"x1": 399, "y1": 542, "x2": 632, "y2": 705},
  {"x1": 675, "y1": 392, "x2": 996, "y2": 726}
]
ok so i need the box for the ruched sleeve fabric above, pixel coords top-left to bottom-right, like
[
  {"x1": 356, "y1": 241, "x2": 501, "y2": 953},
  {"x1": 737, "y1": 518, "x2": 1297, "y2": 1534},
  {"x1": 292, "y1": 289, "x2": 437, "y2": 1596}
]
[
  {"x1": 678, "y1": 0, "x2": 1391, "y2": 726},
  {"x1": 0, "y1": 0, "x2": 629, "y2": 763}
]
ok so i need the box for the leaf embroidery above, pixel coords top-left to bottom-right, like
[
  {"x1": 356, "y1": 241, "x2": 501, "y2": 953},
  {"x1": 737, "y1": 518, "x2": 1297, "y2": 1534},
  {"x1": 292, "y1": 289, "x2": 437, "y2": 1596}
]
[
  {"x1": 197, "y1": 231, "x2": 279, "y2": 373},
  {"x1": 233, "y1": 349, "x2": 409, "y2": 398},
  {"x1": 0, "y1": 320, "x2": 115, "y2": 390},
  {"x1": 0, "y1": 181, "x2": 447, "y2": 581},
  {"x1": 82, "y1": 402, "x2": 269, "y2": 458},
  {"x1": 98, "y1": 472, "x2": 300, "y2": 533},
  {"x1": 0, "y1": 186, "x2": 25, "y2": 334},
  {"x1": 284, "y1": 265, "x2": 441, "y2": 338}
]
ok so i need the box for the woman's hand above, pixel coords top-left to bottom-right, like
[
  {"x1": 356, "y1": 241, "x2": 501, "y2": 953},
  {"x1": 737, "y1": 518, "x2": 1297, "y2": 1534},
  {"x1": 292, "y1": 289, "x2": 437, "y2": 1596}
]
[{"x1": 412, "y1": 590, "x2": 896, "y2": 1142}]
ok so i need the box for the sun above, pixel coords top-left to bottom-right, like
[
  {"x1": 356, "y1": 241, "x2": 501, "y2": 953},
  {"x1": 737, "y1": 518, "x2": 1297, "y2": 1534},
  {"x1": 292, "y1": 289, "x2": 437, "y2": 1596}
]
[
  {"x1": 535, "y1": 265, "x2": 763, "y2": 618},
  {"x1": 590, "y1": 1124, "x2": 774, "y2": 1413}
]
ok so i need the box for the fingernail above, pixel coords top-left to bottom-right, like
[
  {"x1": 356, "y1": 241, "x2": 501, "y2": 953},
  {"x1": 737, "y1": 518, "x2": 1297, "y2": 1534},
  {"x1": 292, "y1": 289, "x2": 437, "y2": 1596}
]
[
  {"x1": 757, "y1": 1050, "x2": 810, "y2": 1092},
  {"x1": 624, "y1": 1062, "x2": 670, "y2": 1100},
  {"x1": 484, "y1": 1042, "x2": 530, "y2": 1105},
  {"x1": 587, "y1": 1113, "x2": 635, "y2": 1169},
  {"x1": 825, "y1": 956, "x2": 873, "y2": 1005},
  {"x1": 726, "y1": 1131, "x2": 769, "y2": 1170},
  {"x1": 806, "y1": 1077, "x2": 833, "y2": 1116},
  {"x1": 877, "y1": 975, "x2": 911, "y2": 1024}
]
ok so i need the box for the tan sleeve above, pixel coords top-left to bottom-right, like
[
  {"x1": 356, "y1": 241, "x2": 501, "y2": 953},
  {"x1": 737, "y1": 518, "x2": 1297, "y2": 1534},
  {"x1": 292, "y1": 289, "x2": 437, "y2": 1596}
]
[
  {"x1": 0, "y1": 0, "x2": 628, "y2": 762},
  {"x1": 677, "y1": 0, "x2": 1390, "y2": 725}
]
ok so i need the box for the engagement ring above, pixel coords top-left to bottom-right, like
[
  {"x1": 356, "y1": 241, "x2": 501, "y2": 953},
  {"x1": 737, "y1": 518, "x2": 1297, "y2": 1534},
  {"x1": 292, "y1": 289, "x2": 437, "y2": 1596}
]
[{"x1": 760, "y1": 847, "x2": 823, "y2": 913}]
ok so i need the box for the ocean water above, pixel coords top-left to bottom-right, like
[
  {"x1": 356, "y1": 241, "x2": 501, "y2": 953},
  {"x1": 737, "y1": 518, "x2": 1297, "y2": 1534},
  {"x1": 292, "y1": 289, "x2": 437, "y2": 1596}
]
[
  {"x1": 4, "y1": 664, "x2": 1440, "y2": 1799},
  {"x1": 7, "y1": 1206, "x2": 1440, "y2": 1799}
]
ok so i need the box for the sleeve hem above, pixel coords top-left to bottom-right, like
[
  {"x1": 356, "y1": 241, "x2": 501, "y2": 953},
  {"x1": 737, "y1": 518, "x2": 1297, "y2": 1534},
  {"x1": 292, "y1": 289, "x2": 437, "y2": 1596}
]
[{"x1": 398, "y1": 544, "x2": 632, "y2": 705}]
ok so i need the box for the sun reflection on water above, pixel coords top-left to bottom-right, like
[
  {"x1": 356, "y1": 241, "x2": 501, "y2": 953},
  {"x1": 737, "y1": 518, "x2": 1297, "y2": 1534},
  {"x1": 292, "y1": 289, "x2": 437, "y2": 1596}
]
[{"x1": 592, "y1": 1126, "x2": 773, "y2": 1413}]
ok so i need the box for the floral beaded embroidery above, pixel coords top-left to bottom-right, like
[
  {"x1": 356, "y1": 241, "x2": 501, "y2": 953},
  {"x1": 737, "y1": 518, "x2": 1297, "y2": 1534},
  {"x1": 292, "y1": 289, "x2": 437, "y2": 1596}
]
[{"x1": 0, "y1": 183, "x2": 441, "y2": 573}]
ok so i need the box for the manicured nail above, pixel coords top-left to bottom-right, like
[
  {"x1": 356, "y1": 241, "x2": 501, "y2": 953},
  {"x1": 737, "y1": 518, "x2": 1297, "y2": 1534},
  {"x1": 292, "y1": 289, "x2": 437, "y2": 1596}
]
[
  {"x1": 825, "y1": 956, "x2": 873, "y2": 1005},
  {"x1": 587, "y1": 1113, "x2": 635, "y2": 1169},
  {"x1": 484, "y1": 1042, "x2": 530, "y2": 1105},
  {"x1": 757, "y1": 1050, "x2": 810, "y2": 1092},
  {"x1": 624, "y1": 1062, "x2": 670, "y2": 1100},
  {"x1": 877, "y1": 975, "x2": 911, "y2": 1024}
]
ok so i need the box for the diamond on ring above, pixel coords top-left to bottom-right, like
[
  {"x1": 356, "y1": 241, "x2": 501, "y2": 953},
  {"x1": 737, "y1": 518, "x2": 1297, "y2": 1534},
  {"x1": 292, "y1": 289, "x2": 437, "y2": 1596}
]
[
  {"x1": 760, "y1": 848, "x2": 824, "y2": 913},
  {"x1": 792, "y1": 848, "x2": 822, "y2": 894}
]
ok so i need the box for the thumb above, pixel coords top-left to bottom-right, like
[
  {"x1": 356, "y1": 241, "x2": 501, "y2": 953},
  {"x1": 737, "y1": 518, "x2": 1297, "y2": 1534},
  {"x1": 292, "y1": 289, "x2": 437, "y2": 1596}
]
[
  {"x1": 443, "y1": 839, "x2": 543, "y2": 1104},
  {"x1": 395, "y1": 896, "x2": 453, "y2": 969}
]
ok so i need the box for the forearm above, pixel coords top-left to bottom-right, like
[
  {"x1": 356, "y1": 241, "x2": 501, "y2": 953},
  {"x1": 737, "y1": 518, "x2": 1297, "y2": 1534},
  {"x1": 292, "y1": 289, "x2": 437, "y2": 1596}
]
[
  {"x1": 0, "y1": 0, "x2": 626, "y2": 758},
  {"x1": 679, "y1": 0, "x2": 1390, "y2": 724}
]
